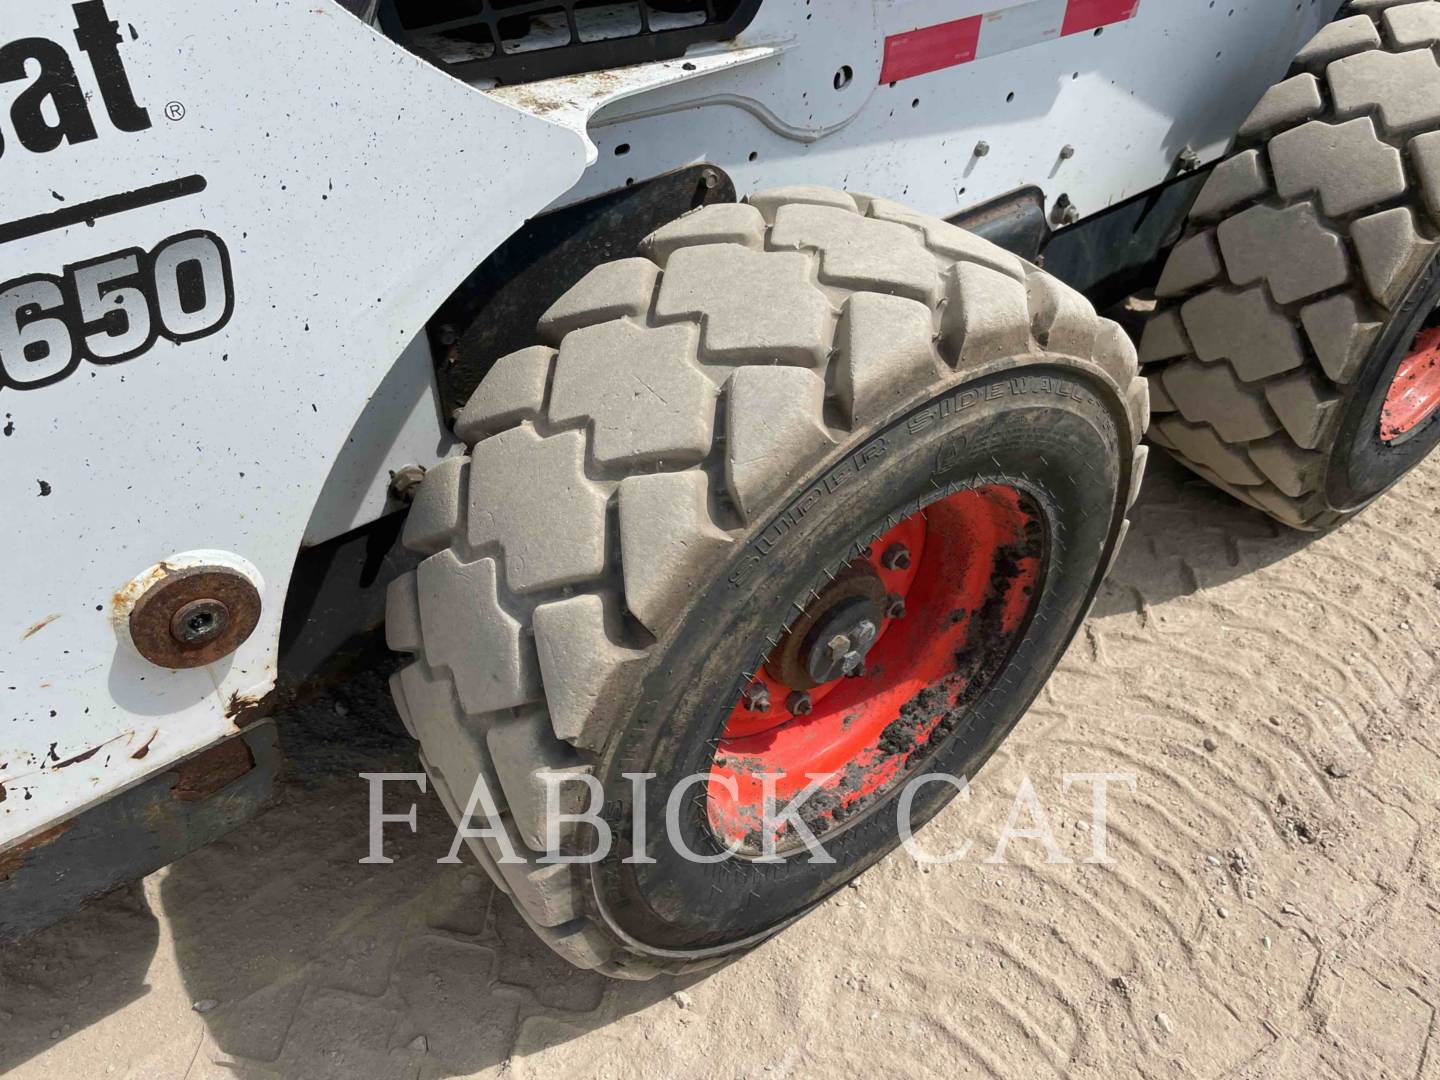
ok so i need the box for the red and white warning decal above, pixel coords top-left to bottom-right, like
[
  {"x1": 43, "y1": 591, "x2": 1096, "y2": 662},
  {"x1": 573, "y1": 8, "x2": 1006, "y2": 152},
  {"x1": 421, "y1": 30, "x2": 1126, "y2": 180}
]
[{"x1": 880, "y1": 0, "x2": 1140, "y2": 83}]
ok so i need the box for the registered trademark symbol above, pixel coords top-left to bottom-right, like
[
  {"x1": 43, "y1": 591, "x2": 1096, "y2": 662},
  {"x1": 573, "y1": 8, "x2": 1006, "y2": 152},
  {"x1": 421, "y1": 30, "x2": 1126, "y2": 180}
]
[{"x1": 164, "y1": 101, "x2": 186, "y2": 121}]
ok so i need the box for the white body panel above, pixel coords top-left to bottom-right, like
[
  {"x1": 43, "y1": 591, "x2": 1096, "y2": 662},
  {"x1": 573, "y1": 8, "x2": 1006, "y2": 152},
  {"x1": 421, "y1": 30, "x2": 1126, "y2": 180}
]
[
  {"x1": 0, "y1": 3, "x2": 583, "y2": 842},
  {"x1": 573, "y1": 0, "x2": 1332, "y2": 221},
  {"x1": 301, "y1": 333, "x2": 459, "y2": 548},
  {"x1": 1, "y1": 0, "x2": 1339, "y2": 848}
]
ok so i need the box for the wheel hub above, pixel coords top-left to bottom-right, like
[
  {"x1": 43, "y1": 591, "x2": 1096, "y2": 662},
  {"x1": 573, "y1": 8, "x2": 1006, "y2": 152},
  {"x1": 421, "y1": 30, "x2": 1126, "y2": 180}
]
[
  {"x1": 706, "y1": 487, "x2": 1046, "y2": 854},
  {"x1": 765, "y1": 564, "x2": 889, "y2": 690}
]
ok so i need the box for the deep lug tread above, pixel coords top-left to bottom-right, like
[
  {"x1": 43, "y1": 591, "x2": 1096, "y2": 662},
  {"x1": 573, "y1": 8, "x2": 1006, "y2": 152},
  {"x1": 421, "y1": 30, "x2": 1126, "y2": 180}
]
[
  {"x1": 1141, "y1": 0, "x2": 1440, "y2": 529},
  {"x1": 401, "y1": 456, "x2": 469, "y2": 557},
  {"x1": 452, "y1": 346, "x2": 555, "y2": 444},
  {"x1": 390, "y1": 186, "x2": 1145, "y2": 978},
  {"x1": 538, "y1": 259, "x2": 661, "y2": 345},
  {"x1": 642, "y1": 203, "x2": 767, "y2": 265}
]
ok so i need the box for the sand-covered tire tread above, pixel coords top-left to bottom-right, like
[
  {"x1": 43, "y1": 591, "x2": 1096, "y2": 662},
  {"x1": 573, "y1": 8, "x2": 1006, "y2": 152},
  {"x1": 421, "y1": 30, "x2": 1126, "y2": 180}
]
[
  {"x1": 1142, "y1": 0, "x2": 1440, "y2": 529},
  {"x1": 387, "y1": 186, "x2": 1147, "y2": 977}
]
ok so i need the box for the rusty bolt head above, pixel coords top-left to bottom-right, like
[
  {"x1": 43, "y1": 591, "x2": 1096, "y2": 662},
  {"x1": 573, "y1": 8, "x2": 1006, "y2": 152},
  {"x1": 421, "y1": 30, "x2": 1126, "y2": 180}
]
[
  {"x1": 742, "y1": 682, "x2": 771, "y2": 712},
  {"x1": 787, "y1": 690, "x2": 813, "y2": 717},
  {"x1": 886, "y1": 593, "x2": 907, "y2": 620},
  {"x1": 170, "y1": 598, "x2": 230, "y2": 646},
  {"x1": 881, "y1": 544, "x2": 912, "y2": 571},
  {"x1": 1177, "y1": 146, "x2": 1202, "y2": 172},
  {"x1": 128, "y1": 565, "x2": 261, "y2": 669}
]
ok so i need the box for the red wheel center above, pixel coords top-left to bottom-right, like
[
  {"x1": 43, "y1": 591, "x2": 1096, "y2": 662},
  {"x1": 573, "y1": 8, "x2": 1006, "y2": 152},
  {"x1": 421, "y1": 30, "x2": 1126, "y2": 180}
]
[
  {"x1": 706, "y1": 486, "x2": 1044, "y2": 853},
  {"x1": 1381, "y1": 325, "x2": 1440, "y2": 443}
]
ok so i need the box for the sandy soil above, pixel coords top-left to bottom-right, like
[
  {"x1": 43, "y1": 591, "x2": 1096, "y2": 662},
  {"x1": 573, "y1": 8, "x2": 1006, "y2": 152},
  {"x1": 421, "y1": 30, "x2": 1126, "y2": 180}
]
[{"x1": 2, "y1": 451, "x2": 1437, "y2": 1080}]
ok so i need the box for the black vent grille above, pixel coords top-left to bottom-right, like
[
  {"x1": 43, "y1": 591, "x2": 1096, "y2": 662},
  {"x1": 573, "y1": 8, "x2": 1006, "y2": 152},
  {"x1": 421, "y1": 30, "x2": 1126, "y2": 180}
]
[{"x1": 379, "y1": 0, "x2": 763, "y2": 85}]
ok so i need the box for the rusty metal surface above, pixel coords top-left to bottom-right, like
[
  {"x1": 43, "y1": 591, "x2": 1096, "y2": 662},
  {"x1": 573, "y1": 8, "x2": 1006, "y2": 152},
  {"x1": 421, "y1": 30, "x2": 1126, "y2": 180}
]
[
  {"x1": 127, "y1": 565, "x2": 262, "y2": 670},
  {"x1": 169, "y1": 738, "x2": 256, "y2": 802},
  {"x1": 0, "y1": 823, "x2": 73, "y2": 885},
  {"x1": 0, "y1": 722, "x2": 279, "y2": 944}
]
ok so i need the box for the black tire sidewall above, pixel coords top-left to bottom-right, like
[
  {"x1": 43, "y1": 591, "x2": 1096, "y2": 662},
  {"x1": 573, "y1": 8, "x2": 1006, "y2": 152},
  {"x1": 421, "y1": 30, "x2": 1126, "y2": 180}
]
[
  {"x1": 587, "y1": 364, "x2": 1130, "y2": 955},
  {"x1": 1329, "y1": 249, "x2": 1440, "y2": 512}
]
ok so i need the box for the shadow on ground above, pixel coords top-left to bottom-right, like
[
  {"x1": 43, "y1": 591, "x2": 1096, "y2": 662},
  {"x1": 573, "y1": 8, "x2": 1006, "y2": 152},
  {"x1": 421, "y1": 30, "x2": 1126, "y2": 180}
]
[
  {"x1": 0, "y1": 881, "x2": 157, "y2": 1071},
  {"x1": 0, "y1": 449, "x2": 1325, "y2": 1078},
  {"x1": 155, "y1": 670, "x2": 691, "y2": 1078},
  {"x1": 1089, "y1": 452, "x2": 1321, "y2": 619}
]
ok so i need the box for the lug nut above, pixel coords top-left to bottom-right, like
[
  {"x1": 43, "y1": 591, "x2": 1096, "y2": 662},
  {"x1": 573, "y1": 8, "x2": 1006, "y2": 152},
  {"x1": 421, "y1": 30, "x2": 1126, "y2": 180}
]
[
  {"x1": 842, "y1": 654, "x2": 866, "y2": 678},
  {"x1": 881, "y1": 544, "x2": 911, "y2": 571},
  {"x1": 787, "y1": 690, "x2": 814, "y2": 717},
  {"x1": 742, "y1": 682, "x2": 771, "y2": 712},
  {"x1": 826, "y1": 633, "x2": 852, "y2": 660},
  {"x1": 886, "y1": 594, "x2": 906, "y2": 620}
]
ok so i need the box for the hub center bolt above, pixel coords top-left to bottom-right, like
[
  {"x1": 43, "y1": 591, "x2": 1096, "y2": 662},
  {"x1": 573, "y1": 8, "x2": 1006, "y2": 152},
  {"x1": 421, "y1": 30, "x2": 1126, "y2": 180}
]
[
  {"x1": 170, "y1": 598, "x2": 230, "y2": 646},
  {"x1": 804, "y1": 603, "x2": 881, "y2": 685}
]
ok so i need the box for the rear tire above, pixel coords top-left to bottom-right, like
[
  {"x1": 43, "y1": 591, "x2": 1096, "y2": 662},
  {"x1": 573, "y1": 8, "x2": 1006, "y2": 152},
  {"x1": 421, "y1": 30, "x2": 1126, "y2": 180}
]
[
  {"x1": 387, "y1": 187, "x2": 1148, "y2": 976},
  {"x1": 1141, "y1": 0, "x2": 1440, "y2": 529}
]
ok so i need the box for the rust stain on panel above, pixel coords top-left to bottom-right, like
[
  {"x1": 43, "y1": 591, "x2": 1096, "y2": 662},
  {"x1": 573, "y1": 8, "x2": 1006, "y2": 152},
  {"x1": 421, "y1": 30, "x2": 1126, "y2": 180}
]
[
  {"x1": 226, "y1": 687, "x2": 287, "y2": 728},
  {"x1": 131, "y1": 730, "x2": 158, "y2": 760},
  {"x1": 21, "y1": 614, "x2": 62, "y2": 640},
  {"x1": 0, "y1": 821, "x2": 73, "y2": 882}
]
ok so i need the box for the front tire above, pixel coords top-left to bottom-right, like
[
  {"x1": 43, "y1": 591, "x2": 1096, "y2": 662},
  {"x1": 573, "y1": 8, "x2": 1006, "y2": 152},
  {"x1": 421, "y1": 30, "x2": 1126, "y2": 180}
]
[{"x1": 386, "y1": 187, "x2": 1148, "y2": 976}]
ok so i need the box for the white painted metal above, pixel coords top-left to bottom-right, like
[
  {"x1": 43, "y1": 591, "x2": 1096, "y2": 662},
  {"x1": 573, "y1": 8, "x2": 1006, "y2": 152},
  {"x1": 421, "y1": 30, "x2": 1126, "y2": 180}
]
[
  {"x1": 301, "y1": 333, "x2": 459, "y2": 548},
  {"x1": 571, "y1": 0, "x2": 1340, "y2": 220},
  {"x1": 1, "y1": 0, "x2": 1343, "y2": 850},
  {"x1": 0, "y1": 2, "x2": 582, "y2": 844},
  {"x1": 0, "y1": 1, "x2": 770, "y2": 849}
]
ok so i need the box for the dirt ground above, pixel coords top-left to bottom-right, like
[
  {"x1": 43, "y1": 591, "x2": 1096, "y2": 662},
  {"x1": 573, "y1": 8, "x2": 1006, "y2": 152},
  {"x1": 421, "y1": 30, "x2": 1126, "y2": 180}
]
[{"x1": 2, "y1": 451, "x2": 1437, "y2": 1080}]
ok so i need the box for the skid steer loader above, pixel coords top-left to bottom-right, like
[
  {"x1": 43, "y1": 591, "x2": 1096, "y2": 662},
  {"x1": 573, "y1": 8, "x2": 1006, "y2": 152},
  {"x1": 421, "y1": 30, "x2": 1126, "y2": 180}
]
[{"x1": 4, "y1": 0, "x2": 1437, "y2": 977}]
